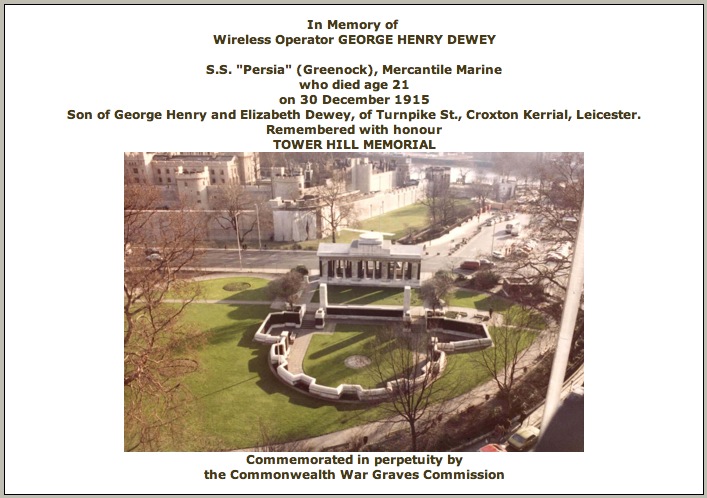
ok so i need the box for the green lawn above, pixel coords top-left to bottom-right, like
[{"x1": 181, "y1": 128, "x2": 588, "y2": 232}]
[
  {"x1": 353, "y1": 202, "x2": 431, "y2": 241},
  {"x1": 449, "y1": 288, "x2": 514, "y2": 311},
  {"x1": 303, "y1": 324, "x2": 388, "y2": 388},
  {"x1": 166, "y1": 289, "x2": 541, "y2": 450},
  {"x1": 313, "y1": 285, "x2": 422, "y2": 306},
  {"x1": 302, "y1": 324, "x2": 507, "y2": 400},
  {"x1": 166, "y1": 277, "x2": 272, "y2": 302},
  {"x1": 450, "y1": 289, "x2": 547, "y2": 329},
  {"x1": 196, "y1": 276, "x2": 271, "y2": 301},
  {"x1": 178, "y1": 304, "x2": 389, "y2": 450}
]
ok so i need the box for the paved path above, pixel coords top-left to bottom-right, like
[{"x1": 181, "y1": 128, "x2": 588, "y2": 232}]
[
  {"x1": 285, "y1": 324, "x2": 334, "y2": 375},
  {"x1": 164, "y1": 299, "x2": 273, "y2": 305}
]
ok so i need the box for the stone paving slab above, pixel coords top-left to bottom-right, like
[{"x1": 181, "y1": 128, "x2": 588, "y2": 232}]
[{"x1": 285, "y1": 323, "x2": 335, "y2": 375}]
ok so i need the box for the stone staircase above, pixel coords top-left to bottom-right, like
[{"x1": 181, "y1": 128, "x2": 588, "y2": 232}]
[{"x1": 300, "y1": 311, "x2": 317, "y2": 329}]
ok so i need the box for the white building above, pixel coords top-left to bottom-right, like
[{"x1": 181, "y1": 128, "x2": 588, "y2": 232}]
[{"x1": 317, "y1": 232, "x2": 423, "y2": 288}]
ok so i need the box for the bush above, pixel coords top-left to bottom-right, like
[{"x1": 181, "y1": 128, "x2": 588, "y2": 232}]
[
  {"x1": 468, "y1": 271, "x2": 499, "y2": 290},
  {"x1": 291, "y1": 265, "x2": 309, "y2": 276},
  {"x1": 222, "y1": 282, "x2": 251, "y2": 292},
  {"x1": 266, "y1": 271, "x2": 306, "y2": 308}
]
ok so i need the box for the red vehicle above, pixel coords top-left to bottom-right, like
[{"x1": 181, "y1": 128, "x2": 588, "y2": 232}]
[
  {"x1": 460, "y1": 260, "x2": 481, "y2": 270},
  {"x1": 478, "y1": 443, "x2": 507, "y2": 452}
]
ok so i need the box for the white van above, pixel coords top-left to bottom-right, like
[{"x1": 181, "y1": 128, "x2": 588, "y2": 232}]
[{"x1": 505, "y1": 220, "x2": 521, "y2": 234}]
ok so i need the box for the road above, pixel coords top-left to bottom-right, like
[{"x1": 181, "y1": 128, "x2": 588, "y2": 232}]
[
  {"x1": 422, "y1": 213, "x2": 531, "y2": 274},
  {"x1": 193, "y1": 213, "x2": 531, "y2": 275},
  {"x1": 196, "y1": 248, "x2": 319, "y2": 272}
]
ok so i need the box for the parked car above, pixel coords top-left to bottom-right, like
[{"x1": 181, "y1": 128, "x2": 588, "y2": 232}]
[
  {"x1": 479, "y1": 258, "x2": 495, "y2": 268},
  {"x1": 460, "y1": 260, "x2": 481, "y2": 271},
  {"x1": 492, "y1": 249, "x2": 505, "y2": 259},
  {"x1": 146, "y1": 253, "x2": 163, "y2": 262},
  {"x1": 478, "y1": 443, "x2": 506, "y2": 452},
  {"x1": 506, "y1": 426, "x2": 540, "y2": 452}
]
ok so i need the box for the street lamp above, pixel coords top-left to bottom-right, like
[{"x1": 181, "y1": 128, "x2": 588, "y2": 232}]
[
  {"x1": 490, "y1": 217, "x2": 496, "y2": 254},
  {"x1": 255, "y1": 203, "x2": 262, "y2": 250},
  {"x1": 234, "y1": 211, "x2": 243, "y2": 270}
]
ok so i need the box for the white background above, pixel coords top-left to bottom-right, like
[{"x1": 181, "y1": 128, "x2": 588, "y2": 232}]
[{"x1": 4, "y1": 4, "x2": 704, "y2": 494}]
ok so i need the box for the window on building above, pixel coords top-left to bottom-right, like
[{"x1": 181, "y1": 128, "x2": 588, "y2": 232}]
[
  {"x1": 221, "y1": 179, "x2": 225, "y2": 183},
  {"x1": 202, "y1": 180, "x2": 205, "y2": 186},
  {"x1": 211, "y1": 177, "x2": 215, "y2": 184},
  {"x1": 157, "y1": 169, "x2": 161, "y2": 174},
  {"x1": 184, "y1": 182, "x2": 187, "y2": 187},
  {"x1": 220, "y1": 170, "x2": 224, "y2": 175},
  {"x1": 166, "y1": 168, "x2": 170, "y2": 174},
  {"x1": 197, "y1": 199, "x2": 202, "y2": 203},
  {"x1": 134, "y1": 176, "x2": 139, "y2": 182},
  {"x1": 167, "y1": 178, "x2": 171, "y2": 183},
  {"x1": 159, "y1": 177, "x2": 163, "y2": 183},
  {"x1": 133, "y1": 168, "x2": 138, "y2": 174}
]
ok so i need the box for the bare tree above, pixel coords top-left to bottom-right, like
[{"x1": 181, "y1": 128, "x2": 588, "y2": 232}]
[
  {"x1": 465, "y1": 180, "x2": 493, "y2": 212},
  {"x1": 509, "y1": 152, "x2": 583, "y2": 295},
  {"x1": 266, "y1": 271, "x2": 306, "y2": 309},
  {"x1": 315, "y1": 171, "x2": 358, "y2": 243},
  {"x1": 420, "y1": 178, "x2": 456, "y2": 226},
  {"x1": 210, "y1": 179, "x2": 272, "y2": 247},
  {"x1": 420, "y1": 270, "x2": 455, "y2": 310},
  {"x1": 456, "y1": 167, "x2": 473, "y2": 184},
  {"x1": 124, "y1": 184, "x2": 207, "y2": 451},
  {"x1": 473, "y1": 306, "x2": 543, "y2": 415},
  {"x1": 368, "y1": 325, "x2": 449, "y2": 451}
]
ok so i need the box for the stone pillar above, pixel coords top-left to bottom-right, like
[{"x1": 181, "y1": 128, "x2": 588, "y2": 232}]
[
  {"x1": 383, "y1": 260, "x2": 389, "y2": 280},
  {"x1": 411, "y1": 263, "x2": 419, "y2": 282},
  {"x1": 403, "y1": 285, "x2": 411, "y2": 313},
  {"x1": 401, "y1": 261, "x2": 407, "y2": 281},
  {"x1": 321, "y1": 259, "x2": 328, "y2": 280},
  {"x1": 319, "y1": 283, "x2": 328, "y2": 309}
]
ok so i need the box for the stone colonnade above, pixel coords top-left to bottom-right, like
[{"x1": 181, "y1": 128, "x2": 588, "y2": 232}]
[{"x1": 319, "y1": 258, "x2": 421, "y2": 283}]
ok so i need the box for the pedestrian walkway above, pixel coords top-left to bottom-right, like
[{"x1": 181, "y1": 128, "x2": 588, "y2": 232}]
[
  {"x1": 163, "y1": 298, "x2": 273, "y2": 306},
  {"x1": 285, "y1": 324, "x2": 334, "y2": 375},
  {"x1": 424, "y1": 212, "x2": 493, "y2": 249},
  {"x1": 182, "y1": 266, "x2": 319, "y2": 275}
]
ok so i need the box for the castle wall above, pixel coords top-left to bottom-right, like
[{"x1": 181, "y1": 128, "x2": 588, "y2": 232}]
[{"x1": 272, "y1": 209, "x2": 318, "y2": 242}]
